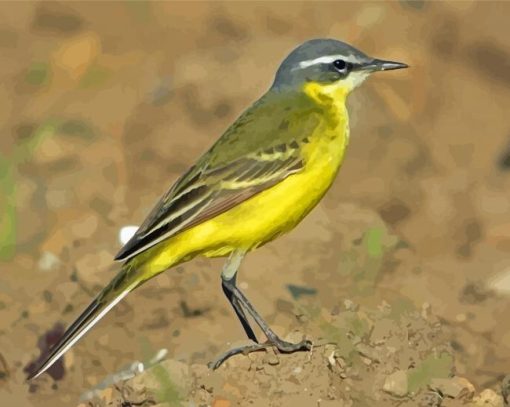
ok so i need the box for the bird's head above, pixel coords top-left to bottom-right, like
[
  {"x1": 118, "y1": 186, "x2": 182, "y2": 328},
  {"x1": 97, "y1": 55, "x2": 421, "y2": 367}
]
[{"x1": 272, "y1": 38, "x2": 407, "y2": 100}]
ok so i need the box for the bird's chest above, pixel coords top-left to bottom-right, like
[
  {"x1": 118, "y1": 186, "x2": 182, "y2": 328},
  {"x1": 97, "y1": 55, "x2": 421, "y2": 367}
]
[
  {"x1": 242, "y1": 118, "x2": 348, "y2": 247},
  {"x1": 301, "y1": 98, "x2": 350, "y2": 177},
  {"x1": 202, "y1": 101, "x2": 350, "y2": 252},
  {"x1": 298, "y1": 115, "x2": 349, "y2": 201}
]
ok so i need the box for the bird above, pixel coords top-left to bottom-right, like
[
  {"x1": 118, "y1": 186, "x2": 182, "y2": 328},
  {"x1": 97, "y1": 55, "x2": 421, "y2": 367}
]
[{"x1": 27, "y1": 38, "x2": 407, "y2": 380}]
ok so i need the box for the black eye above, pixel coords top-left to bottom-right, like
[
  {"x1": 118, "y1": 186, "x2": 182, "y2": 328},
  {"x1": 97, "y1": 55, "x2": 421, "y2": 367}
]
[{"x1": 333, "y1": 59, "x2": 347, "y2": 71}]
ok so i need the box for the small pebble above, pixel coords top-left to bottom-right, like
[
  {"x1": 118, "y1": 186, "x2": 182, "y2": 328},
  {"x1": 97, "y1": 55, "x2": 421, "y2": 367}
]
[
  {"x1": 344, "y1": 299, "x2": 358, "y2": 311},
  {"x1": 355, "y1": 343, "x2": 380, "y2": 363},
  {"x1": 501, "y1": 375, "x2": 510, "y2": 404},
  {"x1": 421, "y1": 302, "x2": 431, "y2": 319},
  {"x1": 472, "y1": 389, "x2": 504, "y2": 407},
  {"x1": 38, "y1": 251, "x2": 61, "y2": 271},
  {"x1": 200, "y1": 383, "x2": 214, "y2": 394},
  {"x1": 430, "y1": 376, "x2": 475, "y2": 399},
  {"x1": 119, "y1": 225, "x2": 139, "y2": 245},
  {"x1": 361, "y1": 356, "x2": 372, "y2": 366},
  {"x1": 327, "y1": 351, "x2": 336, "y2": 367},
  {"x1": 383, "y1": 370, "x2": 408, "y2": 397},
  {"x1": 455, "y1": 313, "x2": 467, "y2": 322},
  {"x1": 212, "y1": 399, "x2": 231, "y2": 407},
  {"x1": 336, "y1": 357, "x2": 347, "y2": 369}
]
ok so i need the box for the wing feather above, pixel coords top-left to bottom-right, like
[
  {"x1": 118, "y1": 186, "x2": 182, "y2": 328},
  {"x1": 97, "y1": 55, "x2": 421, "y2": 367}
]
[{"x1": 115, "y1": 92, "x2": 320, "y2": 261}]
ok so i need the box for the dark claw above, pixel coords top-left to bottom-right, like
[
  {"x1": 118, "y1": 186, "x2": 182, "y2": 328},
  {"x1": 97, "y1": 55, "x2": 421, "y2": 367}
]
[
  {"x1": 274, "y1": 339, "x2": 312, "y2": 353},
  {"x1": 217, "y1": 271, "x2": 311, "y2": 370},
  {"x1": 209, "y1": 342, "x2": 270, "y2": 370},
  {"x1": 209, "y1": 338, "x2": 312, "y2": 370}
]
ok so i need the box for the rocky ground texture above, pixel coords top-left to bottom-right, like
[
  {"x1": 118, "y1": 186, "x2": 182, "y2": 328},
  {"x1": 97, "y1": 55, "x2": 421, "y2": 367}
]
[{"x1": 78, "y1": 302, "x2": 508, "y2": 407}]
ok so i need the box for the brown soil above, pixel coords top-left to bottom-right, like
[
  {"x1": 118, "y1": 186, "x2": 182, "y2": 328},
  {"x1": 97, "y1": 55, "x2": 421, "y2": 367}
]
[
  {"x1": 75, "y1": 302, "x2": 458, "y2": 407},
  {"x1": 1, "y1": 2, "x2": 510, "y2": 406}
]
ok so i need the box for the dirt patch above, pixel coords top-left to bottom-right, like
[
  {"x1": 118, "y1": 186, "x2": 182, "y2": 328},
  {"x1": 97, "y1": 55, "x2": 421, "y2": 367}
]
[{"x1": 76, "y1": 302, "x2": 504, "y2": 407}]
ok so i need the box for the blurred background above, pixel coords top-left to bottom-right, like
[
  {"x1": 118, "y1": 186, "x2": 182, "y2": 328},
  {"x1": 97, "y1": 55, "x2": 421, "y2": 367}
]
[{"x1": 1, "y1": 1, "x2": 510, "y2": 406}]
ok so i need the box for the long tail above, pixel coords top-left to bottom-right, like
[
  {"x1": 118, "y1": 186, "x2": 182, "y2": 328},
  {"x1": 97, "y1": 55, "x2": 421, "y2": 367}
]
[{"x1": 27, "y1": 264, "x2": 140, "y2": 380}]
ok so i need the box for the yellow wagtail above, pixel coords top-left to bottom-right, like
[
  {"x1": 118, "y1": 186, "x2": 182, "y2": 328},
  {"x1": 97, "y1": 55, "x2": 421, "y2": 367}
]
[{"x1": 28, "y1": 39, "x2": 407, "y2": 379}]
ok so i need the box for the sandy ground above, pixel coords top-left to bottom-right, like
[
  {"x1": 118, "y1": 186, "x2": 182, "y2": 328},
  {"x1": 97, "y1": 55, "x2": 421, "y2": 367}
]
[{"x1": 1, "y1": 2, "x2": 510, "y2": 406}]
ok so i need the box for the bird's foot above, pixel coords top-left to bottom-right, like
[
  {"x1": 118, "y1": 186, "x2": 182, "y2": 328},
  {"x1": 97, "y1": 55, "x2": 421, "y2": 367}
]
[{"x1": 209, "y1": 337, "x2": 312, "y2": 370}]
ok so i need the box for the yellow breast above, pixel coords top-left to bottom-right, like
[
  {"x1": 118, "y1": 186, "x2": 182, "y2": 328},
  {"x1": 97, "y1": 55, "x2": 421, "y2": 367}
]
[{"x1": 142, "y1": 81, "x2": 350, "y2": 273}]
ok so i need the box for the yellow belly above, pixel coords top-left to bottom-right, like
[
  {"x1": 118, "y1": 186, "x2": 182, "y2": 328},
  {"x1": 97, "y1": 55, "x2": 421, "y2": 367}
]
[
  {"x1": 202, "y1": 131, "x2": 348, "y2": 256},
  {"x1": 137, "y1": 122, "x2": 349, "y2": 275},
  {"x1": 133, "y1": 82, "x2": 352, "y2": 277}
]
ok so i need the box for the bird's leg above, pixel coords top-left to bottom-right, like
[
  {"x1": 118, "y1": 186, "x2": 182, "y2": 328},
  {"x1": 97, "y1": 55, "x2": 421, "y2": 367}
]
[
  {"x1": 221, "y1": 274, "x2": 258, "y2": 343},
  {"x1": 211, "y1": 254, "x2": 312, "y2": 369},
  {"x1": 220, "y1": 251, "x2": 258, "y2": 343},
  {"x1": 224, "y1": 279, "x2": 312, "y2": 352}
]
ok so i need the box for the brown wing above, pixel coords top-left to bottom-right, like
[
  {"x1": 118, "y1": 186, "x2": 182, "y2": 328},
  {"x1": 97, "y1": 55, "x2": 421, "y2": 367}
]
[{"x1": 114, "y1": 149, "x2": 304, "y2": 261}]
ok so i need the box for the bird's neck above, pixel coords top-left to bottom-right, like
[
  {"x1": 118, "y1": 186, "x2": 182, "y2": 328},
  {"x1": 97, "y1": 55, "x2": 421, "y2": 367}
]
[
  {"x1": 301, "y1": 81, "x2": 349, "y2": 138},
  {"x1": 302, "y1": 81, "x2": 349, "y2": 113}
]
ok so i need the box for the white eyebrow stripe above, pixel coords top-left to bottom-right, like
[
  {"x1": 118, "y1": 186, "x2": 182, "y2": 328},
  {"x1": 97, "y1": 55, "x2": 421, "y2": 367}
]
[
  {"x1": 298, "y1": 55, "x2": 344, "y2": 69},
  {"x1": 297, "y1": 53, "x2": 366, "y2": 69}
]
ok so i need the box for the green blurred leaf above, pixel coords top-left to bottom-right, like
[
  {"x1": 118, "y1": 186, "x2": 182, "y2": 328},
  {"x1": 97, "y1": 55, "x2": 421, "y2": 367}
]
[
  {"x1": 14, "y1": 121, "x2": 58, "y2": 164},
  {"x1": 80, "y1": 65, "x2": 110, "y2": 88},
  {"x1": 152, "y1": 364, "x2": 182, "y2": 406},
  {"x1": 0, "y1": 121, "x2": 58, "y2": 261},
  {"x1": 139, "y1": 338, "x2": 181, "y2": 405},
  {"x1": 364, "y1": 227, "x2": 384, "y2": 258},
  {"x1": 346, "y1": 314, "x2": 370, "y2": 337},
  {"x1": 320, "y1": 320, "x2": 356, "y2": 361},
  {"x1": 25, "y1": 61, "x2": 50, "y2": 86},
  {"x1": 408, "y1": 352, "x2": 453, "y2": 393},
  {"x1": 0, "y1": 154, "x2": 16, "y2": 260},
  {"x1": 59, "y1": 119, "x2": 96, "y2": 140}
]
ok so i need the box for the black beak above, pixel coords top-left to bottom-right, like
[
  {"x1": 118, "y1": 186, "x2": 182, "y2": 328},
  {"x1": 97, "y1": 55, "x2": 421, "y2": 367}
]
[{"x1": 359, "y1": 58, "x2": 408, "y2": 72}]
